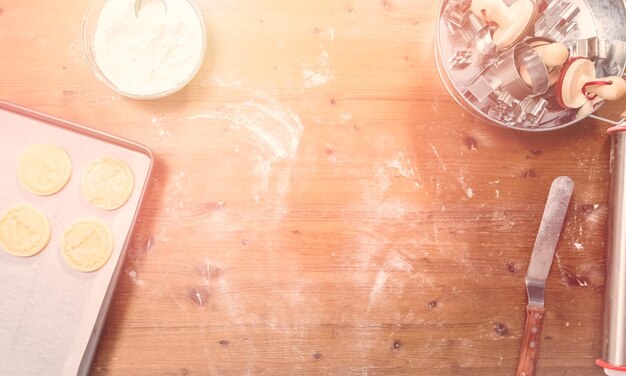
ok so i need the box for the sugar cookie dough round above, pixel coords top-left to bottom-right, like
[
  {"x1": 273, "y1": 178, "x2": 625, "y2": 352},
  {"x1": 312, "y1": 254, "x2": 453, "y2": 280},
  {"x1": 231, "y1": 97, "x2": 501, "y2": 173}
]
[
  {"x1": 0, "y1": 205, "x2": 51, "y2": 257},
  {"x1": 18, "y1": 144, "x2": 72, "y2": 196},
  {"x1": 81, "y1": 158, "x2": 134, "y2": 211},
  {"x1": 61, "y1": 220, "x2": 113, "y2": 272}
]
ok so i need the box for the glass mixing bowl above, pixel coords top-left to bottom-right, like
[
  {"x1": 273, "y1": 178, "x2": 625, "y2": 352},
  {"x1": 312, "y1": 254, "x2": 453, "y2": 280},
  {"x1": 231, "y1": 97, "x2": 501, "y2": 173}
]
[{"x1": 82, "y1": 0, "x2": 207, "y2": 99}]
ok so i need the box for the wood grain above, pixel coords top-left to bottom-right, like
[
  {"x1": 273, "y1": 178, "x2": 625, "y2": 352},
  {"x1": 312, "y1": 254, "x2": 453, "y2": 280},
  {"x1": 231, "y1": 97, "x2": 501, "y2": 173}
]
[{"x1": 0, "y1": 0, "x2": 616, "y2": 375}]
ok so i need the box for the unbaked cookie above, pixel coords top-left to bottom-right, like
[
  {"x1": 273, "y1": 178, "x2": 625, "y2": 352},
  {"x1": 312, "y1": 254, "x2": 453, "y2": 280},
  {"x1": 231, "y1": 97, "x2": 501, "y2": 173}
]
[
  {"x1": 0, "y1": 205, "x2": 51, "y2": 257},
  {"x1": 81, "y1": 158, "x2": 134, "y2": 211},
  {"x1": 18, "y1": 144, "x2": 72, "y2": 196},
  {"x1": 61, "y1": 220, "x2": 113, "y2": 272}
]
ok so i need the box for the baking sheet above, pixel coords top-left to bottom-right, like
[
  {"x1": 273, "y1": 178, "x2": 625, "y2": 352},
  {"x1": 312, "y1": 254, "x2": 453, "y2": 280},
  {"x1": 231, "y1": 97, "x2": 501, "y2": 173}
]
[{"x1": 0, "y1": 100, "x2": 153, "y2": 375}]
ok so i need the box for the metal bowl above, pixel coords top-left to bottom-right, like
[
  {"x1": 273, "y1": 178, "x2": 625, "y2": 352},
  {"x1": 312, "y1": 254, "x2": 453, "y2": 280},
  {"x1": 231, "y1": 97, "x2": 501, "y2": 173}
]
[{"x1": 435, "y1": 0, "x2": 626, "y2": 131}]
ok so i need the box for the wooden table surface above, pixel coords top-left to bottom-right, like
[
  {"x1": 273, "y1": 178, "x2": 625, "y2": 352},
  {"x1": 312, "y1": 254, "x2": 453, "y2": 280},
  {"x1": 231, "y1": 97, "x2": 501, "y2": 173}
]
[{"x1": 0, "y1": 1, "x2": 616, "y2": 375}]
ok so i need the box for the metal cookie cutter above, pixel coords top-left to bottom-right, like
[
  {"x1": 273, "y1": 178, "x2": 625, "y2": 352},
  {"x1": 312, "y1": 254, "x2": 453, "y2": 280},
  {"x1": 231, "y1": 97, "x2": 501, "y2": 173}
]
[
  {"x1": 510, "y1": 97, "x2": 550, "y2": 126},
  {"x1": 526, "y1": 36, "x2": 571, "y2": 87},
  {"x1": 575, "y1": 37, "x2": 607, "y2": 61},
  {"x1": 446, "y1": 9, "x2": 493, "y2": 50},
  {"x1": 534, "y1": 0, "x2": 580, "y2": 43},
  {"x1": 495, "y1": 42, "x2": 550, "y2": 100},
  {"x1": 443, "y1": 0, "x2": 471, "y2": 28},
  {"x1": 463, "y1": 65, "x2": 500, "y2": 108},
  {"x1": 450, "y1": 50, "x2": 473, "y2": 69}
]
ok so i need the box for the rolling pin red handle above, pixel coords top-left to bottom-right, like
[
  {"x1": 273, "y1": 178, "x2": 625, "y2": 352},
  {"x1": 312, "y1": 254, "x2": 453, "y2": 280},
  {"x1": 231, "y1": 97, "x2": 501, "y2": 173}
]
[
  {"x1": 470, "y1": 0, "x2": 512, "y2": 26},
  {"x1": 582, "y1": 80, "x2": 613, "y2": 100},
  {"x1": 606, "y1": 118, "x2": 626, "y2": 135},
  {"x1": 586, "y1": 73, "x2": 626, "y2": 133},
  {"x1": 534, "y1": 42, "x2": 569, "y2": 68},
  {"x1": 470, "y1": 0, "x2": 535, "y2": 48},
  {"x1": 515, "y1": 306, "x2": 545, "y2": 376},
  {"x1": 585, "y1": 77, "x2": 626, "y2": 101},
  {"x1": 597, "y1": 359, "x2": 626, "y2": 375}
]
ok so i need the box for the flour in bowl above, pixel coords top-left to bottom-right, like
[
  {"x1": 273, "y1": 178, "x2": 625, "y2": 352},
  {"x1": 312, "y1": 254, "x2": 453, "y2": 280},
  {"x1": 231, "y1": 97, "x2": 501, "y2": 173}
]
[{"x1": 92, "y1": 0, "x2": 205, "y2": 97}]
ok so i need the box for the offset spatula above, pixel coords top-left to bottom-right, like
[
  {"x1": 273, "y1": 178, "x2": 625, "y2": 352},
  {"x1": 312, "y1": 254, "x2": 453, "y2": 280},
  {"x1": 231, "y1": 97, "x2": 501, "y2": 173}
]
[{"x1": 515, "y1": 176, "x2": 574, "y2": 376}]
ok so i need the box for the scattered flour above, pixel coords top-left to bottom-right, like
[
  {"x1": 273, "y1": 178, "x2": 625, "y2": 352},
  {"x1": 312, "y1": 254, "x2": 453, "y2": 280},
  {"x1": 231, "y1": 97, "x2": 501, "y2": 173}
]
[
  {"x1": 183, "y1": 91, "x2": 303, "y2": 162},
  {"x1": 387, "y1": 151, "x2": 421, "y2": 189},
  {"x1": 429, "y1": 144, "x2": 447, "y2": 171},
  {"x1": 317, "y1": 27, "x2": 335, "y2": 41},
  {"x1": 181, "y1": 90, "x2": 303, "y2": 203},
  {"x1": 367, "y1": 251, "x2": 419, "y2": 313},
  {"x1": 302, "y1": 51, "x2": 334, "y2": 88},
  {"x1": 368, "y1": 271, "x2": 388, "y2": 313},
  {"x1": 457, "y1": 175, "x2": 474, "y2": 198},
  {"x1": 428, "y1": 143, "x2": 475, "y2": 198},
  {"x1": 340, "y1": 112, "x2": 353, "y2": 123},
  {"x1": 127, "y1": 270, "x2": 145, "y2": 286}
]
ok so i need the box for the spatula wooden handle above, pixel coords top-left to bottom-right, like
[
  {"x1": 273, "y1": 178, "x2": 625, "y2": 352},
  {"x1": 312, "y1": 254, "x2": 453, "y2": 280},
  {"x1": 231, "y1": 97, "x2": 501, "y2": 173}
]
[{"x1": 515, "y1": 306, "x2": 545, "y2": 376}]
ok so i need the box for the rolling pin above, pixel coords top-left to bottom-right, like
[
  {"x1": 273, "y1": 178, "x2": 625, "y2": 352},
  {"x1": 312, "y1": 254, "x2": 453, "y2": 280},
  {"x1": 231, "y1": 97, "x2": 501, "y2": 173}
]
[
  {"x1": 470, "y1": 0, "x2": 536, "y2": 48},
  {"x1": 556, "y1": 57, "x2": 626, "y2": 109},
  {"x1": 598, "y1": 131, "x2": 626, "y2": 376},
  {"x1": 522, "y1": 41, "x2": 569, "y2": 87}
]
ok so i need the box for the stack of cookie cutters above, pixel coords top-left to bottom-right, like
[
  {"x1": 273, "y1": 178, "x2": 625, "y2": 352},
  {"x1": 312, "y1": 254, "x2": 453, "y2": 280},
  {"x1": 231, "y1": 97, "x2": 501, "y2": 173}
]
[
  {"x1": 435, "y1": 0, "x2": 626, "y2": 130},
  {"x1": 435, "y1": 1, "x2": 626, "y2": 375}
]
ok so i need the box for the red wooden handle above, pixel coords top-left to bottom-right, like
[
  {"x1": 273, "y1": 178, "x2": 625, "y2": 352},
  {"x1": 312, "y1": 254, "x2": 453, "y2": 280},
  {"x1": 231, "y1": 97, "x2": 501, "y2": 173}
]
[{"x1": 516, "y1": 306, "x2": 546, "y2": 376}]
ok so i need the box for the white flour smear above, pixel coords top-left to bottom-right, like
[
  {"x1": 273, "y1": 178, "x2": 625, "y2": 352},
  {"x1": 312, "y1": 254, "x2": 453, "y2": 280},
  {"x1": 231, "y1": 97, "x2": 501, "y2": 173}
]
[
  {"x1": 302, "y1": 50, "x2": 334, "y2": 88},
  {"x1": 367, "y1": 251, "x2": 419, "y2": 313},
  {"x1": 183, "y1": 91, "x2": 304, "y2": 196},
  {"x1": 368, "y1": 271, "x2": 389, "y2": 313},
  {"x1": 388, "y1": 151, "x2": 422, "y2": 189},
  {"x1": 184, "y1": 92, "x2": 303, "y2": 162},
  {"x1": 429, "y1": 143, "x2": 475, "y2": 198}
]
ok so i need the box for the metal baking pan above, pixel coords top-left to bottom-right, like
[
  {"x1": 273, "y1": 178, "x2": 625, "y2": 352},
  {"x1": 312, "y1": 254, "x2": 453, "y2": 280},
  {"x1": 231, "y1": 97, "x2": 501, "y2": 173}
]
[{"x1": 0, "y1": 100, "x2": 153, "y2": 375}]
